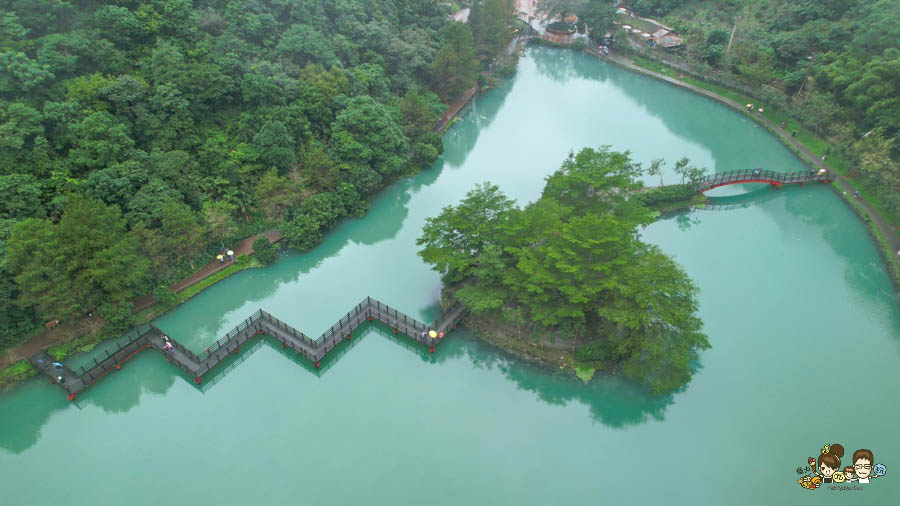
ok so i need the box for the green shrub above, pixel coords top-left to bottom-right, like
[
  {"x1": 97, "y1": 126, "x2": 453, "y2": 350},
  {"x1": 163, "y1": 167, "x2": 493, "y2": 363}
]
[
  {"x1": 639, "y1": 184, "x2": 697, "y2": 206},
  {"x1": 411, "y1": 142, "x2": 439, "y2": 169},
  {"x1": 98, "y1": 302, "x2": 134, "y2": 333},
  {"x1": 575, "y1": 338, "x2": 627, "y2": 364},
  {"x1": 154, "y1": 285, "x2": 178, "y2": 306},
  {"x1": 253, "y1": 237, "x2": 278, "y2": 265}
]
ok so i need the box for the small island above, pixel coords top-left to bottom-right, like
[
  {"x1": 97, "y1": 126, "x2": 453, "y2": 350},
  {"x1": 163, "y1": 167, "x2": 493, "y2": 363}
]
[{"x1": 417, "y1": 147, "x2": 710, "y2": 394}]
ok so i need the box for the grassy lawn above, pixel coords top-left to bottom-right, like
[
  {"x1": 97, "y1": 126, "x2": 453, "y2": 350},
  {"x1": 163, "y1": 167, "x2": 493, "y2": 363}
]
[
  {"x1": 617, "y1": 13, "x2": 660, "y2": 33},
  {"x1": 0, "y1": 360, "x2": 36, "y2": 391}
]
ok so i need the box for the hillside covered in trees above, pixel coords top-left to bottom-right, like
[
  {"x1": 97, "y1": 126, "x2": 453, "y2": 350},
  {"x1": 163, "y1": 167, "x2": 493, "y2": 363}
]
[
  {"x1": 0, "y1": 0, "x2": 518, "y2": 352},
  {"x1": 619, "y1": 0, "x2": 899, "y2": 220},
  {"x1": 417, "y1": 147, "x2": 709, "y2": 393}
]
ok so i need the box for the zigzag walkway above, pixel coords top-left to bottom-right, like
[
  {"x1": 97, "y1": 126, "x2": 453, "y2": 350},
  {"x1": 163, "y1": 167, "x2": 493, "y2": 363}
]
[{"x1": 29, "y1": 297, "x2": 467, "y2": 401}]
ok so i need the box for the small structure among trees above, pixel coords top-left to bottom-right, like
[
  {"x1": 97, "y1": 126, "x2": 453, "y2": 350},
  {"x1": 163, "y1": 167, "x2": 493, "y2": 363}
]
[{"x1": 650, "y1": 28, "x2": 681, "y2": 48}]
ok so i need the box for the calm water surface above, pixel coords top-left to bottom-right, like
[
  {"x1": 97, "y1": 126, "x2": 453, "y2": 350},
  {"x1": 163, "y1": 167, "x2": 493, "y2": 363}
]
[{"x1": 1, "y1": 47, "x2": 898, "y2": 505}]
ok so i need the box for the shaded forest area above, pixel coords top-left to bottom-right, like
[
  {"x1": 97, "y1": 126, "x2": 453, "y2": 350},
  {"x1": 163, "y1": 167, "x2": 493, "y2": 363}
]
[
  {"x1": 623, "y1": 0, "x2": 899, "y2": 221},
  {"x1": 0, "y1": 0, "x2": 514, "y2": 352}
]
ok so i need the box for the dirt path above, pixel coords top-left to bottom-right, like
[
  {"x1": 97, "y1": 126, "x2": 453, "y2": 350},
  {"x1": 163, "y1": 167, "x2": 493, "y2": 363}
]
[
  {"x1": 436, "y1": 86, "x2": 477, "y2": 131},
  {"x1": 2, "y1": 231, "x2": 282, "y2": 368},
  {"x1": 598, "y1": 49, "x2": 900, "y2": 269}
]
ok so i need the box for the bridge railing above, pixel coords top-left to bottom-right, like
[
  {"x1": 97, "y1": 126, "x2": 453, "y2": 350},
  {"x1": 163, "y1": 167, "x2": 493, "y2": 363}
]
[
  {"x1": 77, "y1": 323, "x2": 155, "y2": 381},
  {"x1": 368, "y1": 297, "x2": 430, "y2": 333},
  {"x1": 197, "y1": 310, "x2": 265, "y2": 362},
  {"x1": 697, "y1": 169, "x2": 835, "y2": 190},
  {"x1": 312, "y1": 297, "x2": 371, "y2": 345}
]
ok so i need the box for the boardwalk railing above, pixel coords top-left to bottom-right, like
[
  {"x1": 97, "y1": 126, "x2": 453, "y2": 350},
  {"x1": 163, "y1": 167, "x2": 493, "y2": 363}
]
[
  {"x1": 30, "y1": 297, "x2": 468, "y2": 400},
  {"x1": 695, "y1": 169, "x2": 835, "y2": 192}
]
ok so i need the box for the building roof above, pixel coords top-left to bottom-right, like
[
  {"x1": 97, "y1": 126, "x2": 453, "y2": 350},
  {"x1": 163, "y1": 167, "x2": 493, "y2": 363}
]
[{"x1": 650, "y1": 28, "x2": 681, "y2": 47}]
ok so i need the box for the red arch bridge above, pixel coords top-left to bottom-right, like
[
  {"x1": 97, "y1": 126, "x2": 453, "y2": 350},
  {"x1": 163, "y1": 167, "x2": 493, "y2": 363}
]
[{"x1": 695, "y1": 169, "x2": 835, "y2": 193}]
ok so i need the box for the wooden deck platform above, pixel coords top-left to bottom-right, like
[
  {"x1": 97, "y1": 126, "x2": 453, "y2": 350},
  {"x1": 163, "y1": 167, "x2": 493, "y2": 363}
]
[{"x1": 29, "y1": 297, "x2": 467, "y2": 400}]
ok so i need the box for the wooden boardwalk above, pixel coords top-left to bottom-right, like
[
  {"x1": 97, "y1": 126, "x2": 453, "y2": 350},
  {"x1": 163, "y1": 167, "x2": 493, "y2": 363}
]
[
  {"x1": 29, "y1": 297, "x2": 467, "y2": 400},
  {"x1": 695, "y1": 168, "x2": 835, "y2": 192}
]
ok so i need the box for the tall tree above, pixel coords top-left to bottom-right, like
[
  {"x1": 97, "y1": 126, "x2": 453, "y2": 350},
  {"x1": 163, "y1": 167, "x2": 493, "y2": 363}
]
[
  {"x1": 429, "y1": 22, "x2": 478, "y2": 101},
  {"x1": 160, "y1": 200, "x2": 207, "y2": 270},
  {"x1": 6, "y1": 196, "x2": 149, "y2": 317}
]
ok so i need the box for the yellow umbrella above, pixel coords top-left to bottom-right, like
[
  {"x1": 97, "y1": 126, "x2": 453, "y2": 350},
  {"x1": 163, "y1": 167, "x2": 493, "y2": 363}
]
[{"x1": 428, "y1": 330, "x2": 437, "y2": 338}]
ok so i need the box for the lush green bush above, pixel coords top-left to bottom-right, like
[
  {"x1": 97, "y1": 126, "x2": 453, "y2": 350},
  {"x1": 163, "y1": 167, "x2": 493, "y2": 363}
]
[
  {"x1": 98, "y1": 302, "x2": 134, "y2": 333},
  {"x1": 575, "y1": 338, "x2": 627, "y2": 364},
  {"x1": 154, "y1": 285, "x2": 178, "y2": 306},
  {"x1": 253, "y1": 237, "x2": 278, "y2": 266},
  {"x1": 639, "y1": 184, "x2": 697, "y2": 206}
]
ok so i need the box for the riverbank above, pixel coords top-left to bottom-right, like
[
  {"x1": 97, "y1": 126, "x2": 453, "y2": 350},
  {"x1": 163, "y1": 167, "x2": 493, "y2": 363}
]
[
  {"x1": 0, "y1": 83, "x2": 487, "y2": 392},
  {"x1": 0, "y1": 233, "x2": 280, "y2": 390},
  {"x1": 585, "y1": 46, "x2": 900, "y2": 294}
]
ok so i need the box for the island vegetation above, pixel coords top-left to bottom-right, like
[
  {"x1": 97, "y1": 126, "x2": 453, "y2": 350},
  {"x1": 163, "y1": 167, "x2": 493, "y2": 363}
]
[
  {"x1": 417, "y1": 147, "x2": 710, "y2": 393},
  {"x1": 0, "y1": 0, "x2": 518, "y2": 357}
]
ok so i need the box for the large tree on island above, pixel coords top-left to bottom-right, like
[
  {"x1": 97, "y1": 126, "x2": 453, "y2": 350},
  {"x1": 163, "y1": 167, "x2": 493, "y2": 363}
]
[{"x1": 417, "y1": 147, "x2": 709, "y2": 393}]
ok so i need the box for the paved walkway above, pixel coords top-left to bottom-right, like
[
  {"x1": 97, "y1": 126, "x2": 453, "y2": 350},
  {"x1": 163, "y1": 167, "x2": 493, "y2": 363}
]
[
  {"x1": 2, "y1": 231, "x2": 283, "y2": 369},
  {"x1": 133, "y1": 230, "x2": 283, "y2": 311},
  {"x1": 596, "y1": 48, "x2": 900, "y2": 272}
]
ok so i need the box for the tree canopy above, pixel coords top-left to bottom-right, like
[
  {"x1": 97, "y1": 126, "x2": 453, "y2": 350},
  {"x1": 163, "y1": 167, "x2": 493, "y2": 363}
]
[
  {"x1": 417, "y1": 147, "x2": 709, "y2": 393},
  {"x1": 634, "y1": 0, "x2": 900, "y2": 220},
  {"x1": 0, "y1": 0, "x2": 515, "y2": 352}
]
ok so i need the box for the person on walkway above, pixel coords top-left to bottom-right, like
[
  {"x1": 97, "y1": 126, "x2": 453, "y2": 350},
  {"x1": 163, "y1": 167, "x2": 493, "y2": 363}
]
[
  {"x1": 227, "y1": 250, "x2": 234, "y2": 261},
  {"x1": 216, "y1": 254, "x2": 224, "y2": 264},
  {"x1": 52, "y1": 362, "x2": 63, "y2": 372},
  {"x1": 822, "y1": 154, "x2": 827, "y2": 161},
  {"x1": 792, "y1": 130, "x2": 797, "y2": 137},
  {"x1": 163, "y1": 341, "x2": 173, "y2": 353},
  {"x1": 781, "y1": 121, "x2": 786, "y2": 129},
  {"x1": 854, "y1": 191, "x2": 860, "y2": 197},
  {"x1": 57, "y1": 375, "x2": 65, "y2": 384}
]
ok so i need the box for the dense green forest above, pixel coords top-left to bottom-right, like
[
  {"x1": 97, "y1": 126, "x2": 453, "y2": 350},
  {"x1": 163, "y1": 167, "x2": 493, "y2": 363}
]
[
  {"x1": 417, "y1": 147, "x2": 709, "y2": 393},
  {"x1": 620, "y1": 0, "x2": 899, "y2": 219},
  {"x1": 0, "y1": 0, "x2": 517, "y2": 351}
]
